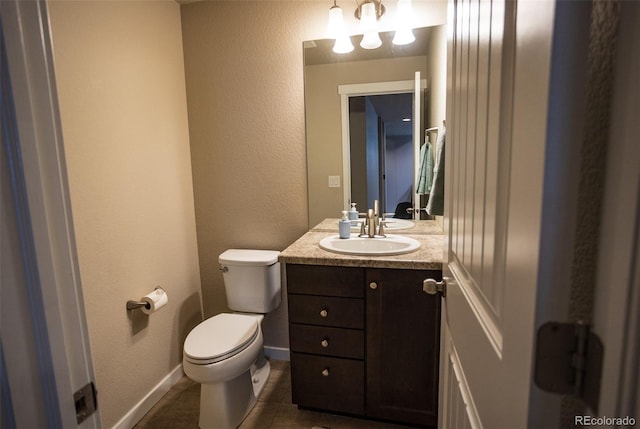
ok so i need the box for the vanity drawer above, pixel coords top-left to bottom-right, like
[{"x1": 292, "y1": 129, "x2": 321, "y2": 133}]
[
  {"x1": 287, "y1": 264, "x2": 364, "y2": 298},
  {"x1": 288, "y1": 294, "x2": 364, "y2": 329},
  {"x1": 290, "y1": 352, "x2": 364, "y2": 415},
  {"x1": 289, "y1": 324, "x2": 364, "y2": 359}
]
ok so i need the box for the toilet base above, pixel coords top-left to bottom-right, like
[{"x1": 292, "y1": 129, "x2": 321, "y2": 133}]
[
  {"x1": 250, "y1": 353, "x2": 270, "y2": 398},
  {"x1": 198, "y1": 357, "x2": 271, "y2": 429}
]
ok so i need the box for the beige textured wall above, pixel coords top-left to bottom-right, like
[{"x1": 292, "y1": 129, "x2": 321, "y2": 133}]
[
  {"x1": 427, "y1": 24, "x2": 447, "y2": 228},
  {"x1": 48, "y1": 1, "x2": 202, "y2": 427},
  {"x1": 180, "y1": 2, "x2": 315, "y2": 348},
  {"x1": 428, "y1": 25, "x2": 447, "y2": 130}
]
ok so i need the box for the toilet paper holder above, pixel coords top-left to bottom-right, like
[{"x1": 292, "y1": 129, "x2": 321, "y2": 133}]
[
  {"x1": 126, "y1": 299, "x2": 150, "y2": 311},
  {"x1": 127, "y1": 286, "x2": 163, "y2": 311}
]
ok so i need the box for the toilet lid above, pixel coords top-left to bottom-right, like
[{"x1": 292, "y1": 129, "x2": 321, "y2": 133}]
[
  {"x1": 184, "y1": 313, "x2": 259, "y2": 364},
  {"x1": 218, "y1": 249, "x2": 280, "y2": 266}
]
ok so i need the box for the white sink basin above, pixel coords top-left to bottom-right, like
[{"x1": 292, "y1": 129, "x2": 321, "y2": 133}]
[
  {"x1": 319, "y1": 234, "x2": 421, "y2": 256},
  {"x1": 350, "y1": 218, "x2": 414, "y2": 231}
]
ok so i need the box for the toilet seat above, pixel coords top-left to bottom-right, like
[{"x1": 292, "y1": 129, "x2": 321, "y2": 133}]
[{"x1": 184, "y1": 313, "x2": 260, "y2": 365}]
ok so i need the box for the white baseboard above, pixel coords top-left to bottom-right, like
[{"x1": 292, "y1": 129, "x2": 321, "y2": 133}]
[
  {"x1": 111, "y1": 364, "x2": 184, "y2": 429},
  {"x1": 264, "y1": 346, "x2": 290, "y2": 361}
]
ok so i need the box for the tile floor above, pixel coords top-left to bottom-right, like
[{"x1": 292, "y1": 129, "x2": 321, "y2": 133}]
[{"x1": 133, "y1": 359, "x2": 417, "y2": 429}]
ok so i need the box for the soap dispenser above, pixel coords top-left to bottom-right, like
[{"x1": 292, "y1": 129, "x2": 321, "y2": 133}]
[
  {"x1": 339, "y1": 211, "x2": 351, "y2": 239},
  {"x1": 348, "y1": 202, "x2": 358, "y2": 221}
]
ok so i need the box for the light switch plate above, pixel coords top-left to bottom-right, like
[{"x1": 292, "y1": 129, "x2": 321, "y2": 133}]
[{"x1": 328, "y1": 175, "x2": 341, "y2": 188}]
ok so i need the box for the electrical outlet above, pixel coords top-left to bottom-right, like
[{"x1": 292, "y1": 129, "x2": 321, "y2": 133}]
[{"x1": 328, "y1": 175, "x2": 341, "y2": 188}]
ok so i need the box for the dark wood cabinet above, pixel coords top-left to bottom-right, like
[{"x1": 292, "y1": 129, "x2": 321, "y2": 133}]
[{"x1": 286, "y1": 263, "x2": 441, "y2": 427}]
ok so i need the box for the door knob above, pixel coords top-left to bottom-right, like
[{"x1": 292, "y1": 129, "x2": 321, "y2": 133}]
[
  {"x1": 369, "y1": 281, "x2": 378, "y2": 290},
  {"x1": 423, "y1": 278, "x2": 446, "y2": 297},
  {"x1": 320, "y1": 308, "x2": 328, "y2": 317},
  {"x1": 321, "y1": 339, "x2": 329, "y2": 348}
]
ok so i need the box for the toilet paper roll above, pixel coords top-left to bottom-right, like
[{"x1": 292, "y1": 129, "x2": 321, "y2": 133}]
[{"x1": 141, "y1": 287, "x2": 168, "y2": 315}]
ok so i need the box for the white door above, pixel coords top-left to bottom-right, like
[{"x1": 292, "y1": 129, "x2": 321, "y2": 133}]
[{"x1": 438, "y1": 0, "x2": 563, "y2": 427}]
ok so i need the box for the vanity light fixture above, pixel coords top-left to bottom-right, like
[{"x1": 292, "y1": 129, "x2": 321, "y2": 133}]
[
  {"x1": 327, "y1": 0, "x2": 415, "y2": 53},
  {"x1": 327, "y1": 0, "x2": 354, "y2": 53}
]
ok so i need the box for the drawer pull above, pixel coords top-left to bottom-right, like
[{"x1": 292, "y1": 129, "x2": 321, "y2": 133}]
[
  {"x1": 322, "y1": 368, "x2": 330, "y2": 377},
  {"x1": 369, "y1": 281, "x2": 378, "y2": 290},
  {"x1": 321, "y1": 339, "x2": 329, "y2": 348},
  {"x1": 320, "y1": 308, "x2": 328, "y2": 318}
]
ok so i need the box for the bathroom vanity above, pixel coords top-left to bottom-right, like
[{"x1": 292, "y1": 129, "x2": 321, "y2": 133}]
[{"x1": 279, "y1": 220, "x2": 444, "y2": 428}]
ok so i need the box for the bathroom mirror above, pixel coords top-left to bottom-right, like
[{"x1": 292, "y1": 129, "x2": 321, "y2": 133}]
[{"x1": 304, "y1": 25, "x2": 447, "y2": 228}]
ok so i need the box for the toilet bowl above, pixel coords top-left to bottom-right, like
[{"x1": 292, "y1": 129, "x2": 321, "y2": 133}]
[
  {"x1": 182, "y1": 249, "x2": 281, "y2": 429},
  {"x1": 183, "y1": 313, "x2": 269, "y2": 429}
]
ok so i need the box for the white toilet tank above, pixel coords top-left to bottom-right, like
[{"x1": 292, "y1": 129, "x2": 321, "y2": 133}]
[{"x1": 218, "y1": 249, "x2": 281, "y2": 313}]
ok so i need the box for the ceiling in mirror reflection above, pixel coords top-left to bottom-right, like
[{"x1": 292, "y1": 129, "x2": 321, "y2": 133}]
[
  {"x1": 304, "y1": 27, "x2": 433, "y2": 66},
  {"x1": 367, "y1": 93, "x2": 413, "y2": 136}
]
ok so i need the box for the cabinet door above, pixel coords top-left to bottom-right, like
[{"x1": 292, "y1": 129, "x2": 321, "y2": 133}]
[{"x1": 366, "y1": 268, "x2": 441, "y2": 427}]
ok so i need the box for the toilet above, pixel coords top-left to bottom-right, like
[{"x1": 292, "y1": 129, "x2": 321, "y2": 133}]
[{"x1": 183, "y1": 249, "x2": 281, "y2": 429}]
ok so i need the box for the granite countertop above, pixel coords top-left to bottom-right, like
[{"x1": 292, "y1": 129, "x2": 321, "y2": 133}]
[{"x1": 279, "y1": 219, "x2": 445, "y2": 270}]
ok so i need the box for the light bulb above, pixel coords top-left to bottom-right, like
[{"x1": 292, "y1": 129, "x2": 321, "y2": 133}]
[
  {"x1": 333, "y1": 35, "x2": 354, "y2": 53},
  {"x1": 393, "y1": 0, "x2": 415, "y2": 45},
  {"x1": 327, "y1": 5, "x2": 345, "y2": 39},
  {"x1": 359, "y1": 2, "x2": 381, "y2": 49},
  {"x1": 327, "y1": 2, "x2": 353, "y2": 53},
  {"x1": 360, "y1": 2, "x2": 377, "y2": 29},
  {"x1": 361, "y1": 31, "x2": 382, "y2": 49},
  {"x1": 393, "y1": 28, "x2": 415, "y2": 45}
]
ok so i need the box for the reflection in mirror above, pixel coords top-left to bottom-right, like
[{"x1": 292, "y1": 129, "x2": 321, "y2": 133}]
[
  {"x1": 303, "y1": 26, "x2": 447, "y2": 228},
  {"x1": 349, "y1": 92, "x2": 414, "y2": 216},
  {"x1": 340, "y1": 79, "x2": 424, "y2": 218}
]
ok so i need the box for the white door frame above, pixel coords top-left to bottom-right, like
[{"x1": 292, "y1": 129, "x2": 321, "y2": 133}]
[
  {"x1": 338, "y1": 79, "x2": 426, "y2": 213},
  {"x1": 1, "y1": 1, "x2": 99, "y2": 427}
]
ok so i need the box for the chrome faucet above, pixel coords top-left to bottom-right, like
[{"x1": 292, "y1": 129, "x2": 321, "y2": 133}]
[
  {"x1": 358, "y1": 201, "x2": 387, "y2": 238},
  {"x1": 367, "y1": 209, "x2": 376, "y2": 237}
]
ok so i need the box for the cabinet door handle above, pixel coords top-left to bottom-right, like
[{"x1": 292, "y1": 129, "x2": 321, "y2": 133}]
[
  {"x1": 321, "y1": 368, "x2": 330, "y2": 377},
  {"x1": 320, "y1": 308, "x2": 328, "y2": 318},
  {"x1": 369, "y1": 281, "x2": 378, "y2": 290},
  {"x1": 321, "y1": 339, "x2": 329, "y2": 348}
]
